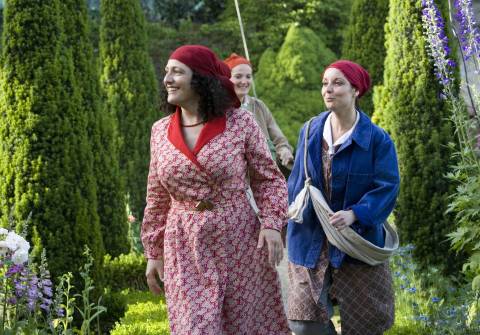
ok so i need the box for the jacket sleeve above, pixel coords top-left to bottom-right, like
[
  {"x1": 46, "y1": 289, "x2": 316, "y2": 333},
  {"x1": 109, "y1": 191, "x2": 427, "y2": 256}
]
[
  {"x1": 256, "y1": 99, "x2": 293, "y2": 154},
  {"x1": 350, "y1": 132, "x2": 400, "y2": 228},
  {"x1": 244, "y1": 112, "x2": 288, "y2": 231},
  {"x1": 141, "y1": 123, "x2": 171, "y2": 259}
]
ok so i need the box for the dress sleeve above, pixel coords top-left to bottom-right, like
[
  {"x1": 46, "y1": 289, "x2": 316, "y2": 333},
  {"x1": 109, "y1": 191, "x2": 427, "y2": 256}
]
[
  {"x1": 257, "y1": 99, "x2": 293, "y2": 154},
  {"x1": 141, "y1": 123, "x2": 171, "y2": 259},
  {"x1": 349, "y1": 132, "x2": 400, "y2": 228},
  {"x1": 244, "y1": 113, "x2": 288, "y2": 231}
]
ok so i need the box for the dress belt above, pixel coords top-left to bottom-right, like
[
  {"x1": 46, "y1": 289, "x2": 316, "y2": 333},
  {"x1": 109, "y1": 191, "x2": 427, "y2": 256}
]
[{"x1": 170, "y1": 197, "x2": 241, "y2": 212}]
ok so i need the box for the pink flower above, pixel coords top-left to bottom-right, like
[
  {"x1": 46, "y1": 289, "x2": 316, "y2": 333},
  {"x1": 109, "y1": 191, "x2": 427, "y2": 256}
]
[{"x1": 128, "y1": 215, "x2": 136, "y2": 223}]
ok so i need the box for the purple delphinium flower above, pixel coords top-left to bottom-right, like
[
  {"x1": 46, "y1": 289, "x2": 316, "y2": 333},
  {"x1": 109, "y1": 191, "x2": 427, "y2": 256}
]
[
  {"x1": 56, "y1": 308, "x2": 65, "y2": 318},
  {"x1": 37, "y1": 259, "x2": 53, "y2": 312},
  {"x1": 454, "y1": 0, "x2": 480, "y2": 60},
  {"x1": 14, "y1": 278, "x2": 27, "y2": 298},
  {"x1": 422, "y1": 0, "x2": 456, "y2": 87},
  {"x1": 6, "y1": 264, "x2": 24, "y2": 278},
  {"x1": 38, "y1": 278, "x2": 53, "y2": 312}
]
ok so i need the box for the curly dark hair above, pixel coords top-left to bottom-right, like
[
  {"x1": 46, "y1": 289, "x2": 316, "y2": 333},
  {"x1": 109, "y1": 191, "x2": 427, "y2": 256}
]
[{"x1": 163, "y1": 71, "x2": 234, "y2": 121}]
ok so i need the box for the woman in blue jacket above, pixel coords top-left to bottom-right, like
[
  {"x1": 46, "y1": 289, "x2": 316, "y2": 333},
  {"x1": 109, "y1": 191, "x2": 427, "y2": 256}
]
[{"x1": 287, "y1": 60, "x2": 400, "y2": 335}]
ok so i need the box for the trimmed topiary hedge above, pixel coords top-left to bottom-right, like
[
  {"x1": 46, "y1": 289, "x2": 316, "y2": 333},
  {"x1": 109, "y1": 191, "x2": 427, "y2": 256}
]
[
  {"x1": 103, "y1": 252, "x2": 147, "y2": 292},
  {"x1": 110, "y1": 290, "x2": 169, "y2": 335}
]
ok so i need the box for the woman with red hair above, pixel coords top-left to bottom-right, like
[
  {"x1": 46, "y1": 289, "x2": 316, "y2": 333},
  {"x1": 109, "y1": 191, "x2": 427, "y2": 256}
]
[
  {"x1": 286, "y1": 60, "x2": 400, "y2": 335},
  {"x1": 141, "y1": 45, "x2": 290, "y2": 334},
  {"x1": 224, "y1": 53, "x2": 294, "y2": 168}
]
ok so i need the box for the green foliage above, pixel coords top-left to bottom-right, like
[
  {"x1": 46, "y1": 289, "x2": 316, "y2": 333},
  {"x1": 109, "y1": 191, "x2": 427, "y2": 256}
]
[
  {"x1": 74, "y1": 247, "x2": 107, "y2": 335},
  {"x1": 50, "y1": 248, "x2": 107, "y2": 334},
  {"x1": 100, "y1": 0, "x2": 161, "y2": 222},
  {"x1": 62, "y1": 0, "x2": 129, "y2": 257},
  {"x1": 445, "y1": 98, "x2": 480, "y2": 290},
  {"x1": 103, "y1": 253, "x2": 147, "y2": 292},
  {"x1": 425, "y1": 0, "x2": 480, "y2": 294},
  {"x1": 255, "y1": 24, "x2": 336, "y2": 147},
  {"x1": 387, "y1": 246, "x2": 480, "y2": 335},
  {"x1": 151, "y1": 0, "x2": 225, "y2": 25},
  {"x1": 287, "y1": 0, "x2": 353, "y2": 56},
  {"x1": 146, "y1": 20, "x2": 223, "y2": 82},
  {"x1": 110, "y1": 290, "x2": 169, "y2": 335},
  {"x1": 0, "y1": 0, "x2": 104, "y2": 280},
  {"x1": 204, "y1": 0, "x2": 350, "y2": 68},
  {"x1": 373, "y1": 0, "x2": 456, "y2": 271},
  {"x1": 341, "y1": 0, "x2": 389, "y2": 116}
]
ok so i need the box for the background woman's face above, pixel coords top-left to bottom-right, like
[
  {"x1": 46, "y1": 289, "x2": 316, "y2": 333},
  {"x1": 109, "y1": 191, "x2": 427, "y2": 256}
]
[
  {"x1": 321, "y1": 68, "x2": 358, "y2": 111},
  {"x1": 163, "y1": 59, "x2": 198, "y2": 107},
  {"x1": 230, "y1": 64, "x2": 252, "y2": 99}
]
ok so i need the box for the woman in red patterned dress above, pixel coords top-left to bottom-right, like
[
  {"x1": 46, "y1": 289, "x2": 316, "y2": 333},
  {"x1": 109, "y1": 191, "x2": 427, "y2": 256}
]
[{"x1": 141, "y1": 45, "x2": 290, "y2": 335}]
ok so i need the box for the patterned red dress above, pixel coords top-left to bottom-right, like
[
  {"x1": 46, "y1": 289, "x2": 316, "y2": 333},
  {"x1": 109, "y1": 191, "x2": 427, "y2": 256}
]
[{"x1": 141, "y1": 108, "x2": 290, "y2": 335}]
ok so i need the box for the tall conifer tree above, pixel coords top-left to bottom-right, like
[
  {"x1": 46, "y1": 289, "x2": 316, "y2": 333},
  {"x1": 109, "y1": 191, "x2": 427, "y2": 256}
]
[
  {"x1": 373, "y1": 0, "x2": 455, "y2": 269},
  {"x1": 255, "y1": 25, "x2": 336, "y2": 146},
  {"x1": 100, "y1": 0, "x2": 160, "y2": 223},
  {"x1": 342, "y1": 0, "x2": 389, "y2": 116},
  {"x1": 62, "y1": 0, "x2": 129, "y2": 256},
  {"x1": 0, "y1": 0, "x2": 104, "y2": 278}
]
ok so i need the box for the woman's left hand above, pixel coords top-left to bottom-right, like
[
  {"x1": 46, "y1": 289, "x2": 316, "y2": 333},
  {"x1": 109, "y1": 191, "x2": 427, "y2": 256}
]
[
  {"x1": 257, "y1": 228, "x2": 284, "y2": 267},
  {"x1": 329, "y1": 210, "x2": 357, "y2": 230}
]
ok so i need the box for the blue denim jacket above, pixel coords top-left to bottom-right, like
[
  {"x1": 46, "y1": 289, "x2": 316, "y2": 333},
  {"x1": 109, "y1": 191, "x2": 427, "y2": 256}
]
[{"x1": 287, "y1": 111, "x2": 400, "y2": 268}]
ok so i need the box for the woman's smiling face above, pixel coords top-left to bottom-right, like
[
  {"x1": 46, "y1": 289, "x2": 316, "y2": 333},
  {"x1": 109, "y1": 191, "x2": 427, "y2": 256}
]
[
  {"x1": 163, "y1": 59, "x2": 199, "y2": 107},
  {"x1": 230, "y1": 64, "x2": 252, "y2": 100}
]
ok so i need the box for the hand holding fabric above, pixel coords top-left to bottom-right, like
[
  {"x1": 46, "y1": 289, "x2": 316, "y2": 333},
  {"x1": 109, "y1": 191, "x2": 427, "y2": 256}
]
[
  {"x1": 329, "y1": 210, "x2": 357, "y2": 231},
  {"x1": 146, "y1": 258, "x2": 164, "y2": 295},
  {"x1": 257, "y1": 228, "x2": 284, "y2": 267},
  {"x1": 277, "y1": 147, "x2": 294, "y2": 167}
]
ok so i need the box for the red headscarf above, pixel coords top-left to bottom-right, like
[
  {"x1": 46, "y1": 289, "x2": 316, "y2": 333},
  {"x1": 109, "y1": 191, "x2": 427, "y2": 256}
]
[
  {"x1": 169, "y1": 45, "x2": 240, "y2": 108},
  {"x1": 223, "y1": 53, "x2": 252, "y2": 70},
  {"x1": 325, "y1": 60, "x2": 371, "y2": 98}
]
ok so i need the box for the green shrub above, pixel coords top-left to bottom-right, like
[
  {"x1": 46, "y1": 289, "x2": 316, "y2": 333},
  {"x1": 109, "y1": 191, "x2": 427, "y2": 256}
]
[
  {"x1": 110, "y1": 290, "x2": 169, "y2": 335},
  {"x1": 255, "y1": 24, "x2": 336, "y2": 147},
  {"x1": 341, "y1": 0, "x2": 389, "y2": 116},
  {"x1": 0, "y1": 0, "x2": 104, "y2": 281},
  {"x1": 100, "y1": 0, "x2": 161, "y2": 223},
  {"x1": 103, "y1": 252, "x2": 147, "y2": 292},
  {"x1": 62, "y1": 0, "x2": 129, "y2": 257},
  {"x1": 101, "y1": 289, "x2": 129, "y2": 333},
  {"x1": 373, "y1": 0, "x2": 456, "y2": 271}
]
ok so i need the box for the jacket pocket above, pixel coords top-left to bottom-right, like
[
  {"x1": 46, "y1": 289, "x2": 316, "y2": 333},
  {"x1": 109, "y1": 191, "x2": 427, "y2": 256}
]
[{"x1": 347, "y1": 173, "x2": 373, "y2": 185}]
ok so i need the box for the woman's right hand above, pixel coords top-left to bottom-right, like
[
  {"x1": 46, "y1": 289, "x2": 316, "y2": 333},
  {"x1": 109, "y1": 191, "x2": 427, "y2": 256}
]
[{"x1": 146, "y1": 258, "x2": 164, "y2": 295}]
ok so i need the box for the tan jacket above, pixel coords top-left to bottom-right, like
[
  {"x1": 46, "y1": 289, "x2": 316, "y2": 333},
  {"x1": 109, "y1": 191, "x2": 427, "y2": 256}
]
[{"x1": 242, "y1": 95, "x2": 293, "y2": 157}]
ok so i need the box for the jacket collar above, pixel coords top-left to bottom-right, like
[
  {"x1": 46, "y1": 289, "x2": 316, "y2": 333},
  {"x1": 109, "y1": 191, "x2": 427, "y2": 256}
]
[
  {"x1": 316, "y1": 110, "x2": 372, "y2": 153},
  {"x1": 167, "y1": 107, "x2": 227, "y2": 171},
  {"x1": 349, "y1": 110, "x2": 372, "y2": 151}
]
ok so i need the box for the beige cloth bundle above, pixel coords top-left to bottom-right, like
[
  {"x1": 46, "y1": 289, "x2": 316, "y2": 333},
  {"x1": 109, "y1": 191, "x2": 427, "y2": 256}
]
[{"x1": 287, "y1": 118, "x2": 399, "y2": 266}]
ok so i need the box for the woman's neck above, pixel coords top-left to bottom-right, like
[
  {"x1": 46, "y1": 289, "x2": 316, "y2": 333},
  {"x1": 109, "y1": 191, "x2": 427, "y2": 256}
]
[
  {"x1": 239, "y1": 95, "x2": 247, "y2": 104},
  {"x1": 330, "y1": 107, "x2": 357, "y2": 132},
  {"x1": 180, "y1": 104, "x2": 203, "y2": 124}
]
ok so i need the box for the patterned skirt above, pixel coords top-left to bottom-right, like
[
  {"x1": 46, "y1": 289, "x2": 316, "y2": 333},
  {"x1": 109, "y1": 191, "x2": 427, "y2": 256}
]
[{"x1": 287, "y1": 245, "x2": 395, "y2": 335}]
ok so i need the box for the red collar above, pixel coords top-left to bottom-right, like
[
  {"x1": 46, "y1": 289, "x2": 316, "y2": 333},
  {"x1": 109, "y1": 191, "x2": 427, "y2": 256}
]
[{"x1": 167, "y1": 108, "x2": 226, "y2": 170}]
